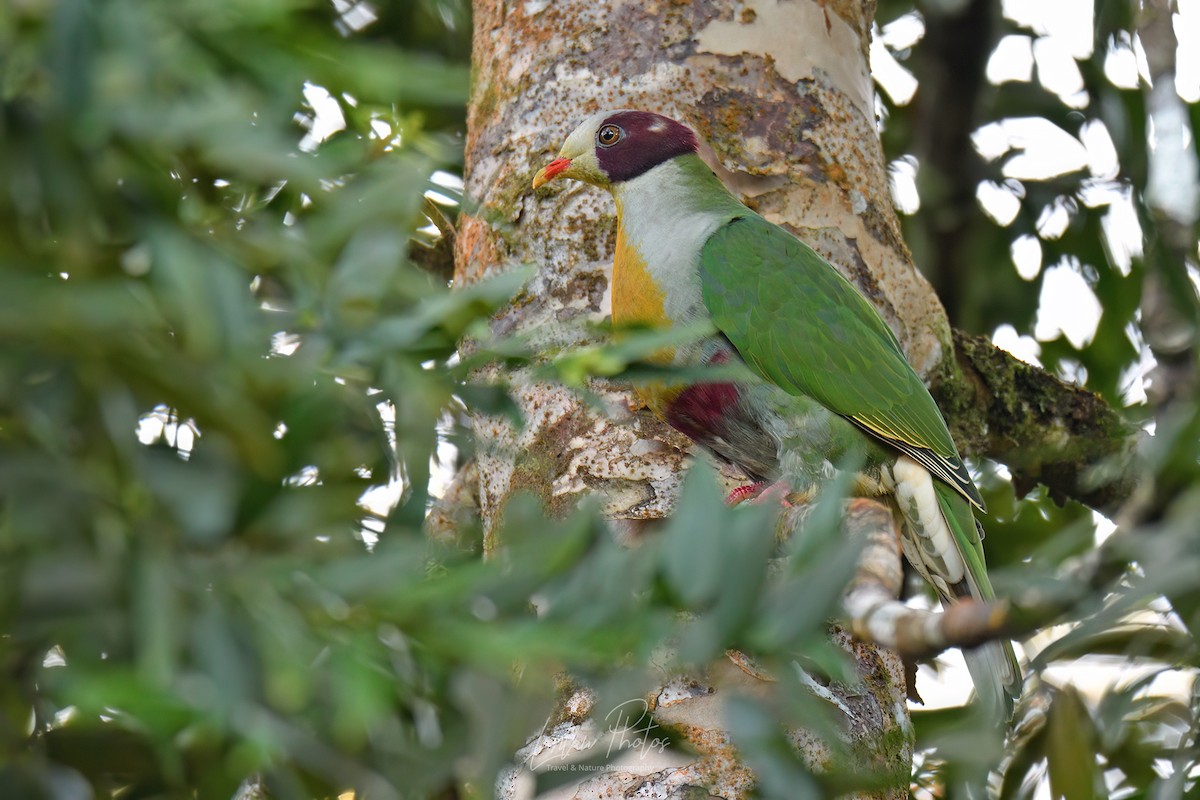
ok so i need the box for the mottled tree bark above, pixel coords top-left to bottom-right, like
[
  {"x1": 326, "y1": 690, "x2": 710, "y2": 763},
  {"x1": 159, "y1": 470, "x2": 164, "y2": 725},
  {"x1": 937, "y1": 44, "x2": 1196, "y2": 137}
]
[
  {"x1": 461, "y1": 0, "x2": 947, "y2": 537},
  {"x1": 451, "y1": 0, "x2": 1130, "y2": 796},
  {"x1": 458, "y1": 2, "x2": 917, "y2": 795}
]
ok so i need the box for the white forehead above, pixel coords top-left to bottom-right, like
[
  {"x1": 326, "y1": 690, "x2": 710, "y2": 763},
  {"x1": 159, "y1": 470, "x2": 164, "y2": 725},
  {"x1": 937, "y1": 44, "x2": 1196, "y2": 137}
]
[{"x1": 558, "y1": 108, "x2": 634, "y2": 157}]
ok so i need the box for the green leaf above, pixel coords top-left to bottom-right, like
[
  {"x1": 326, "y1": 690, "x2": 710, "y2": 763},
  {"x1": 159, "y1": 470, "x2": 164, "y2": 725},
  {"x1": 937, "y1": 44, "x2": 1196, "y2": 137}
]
[
  {"x1": 999, "y1": 720, "x2": 1046, "y2": 800},
  {"x1": 1035, "y1": 626, "x2": 1197, "y2": 665},
  {"x1": 725, "y1": 694, "x2": 826, "y2": 800},
  {"x1": 661, "y1": 462, "x2": 732, "y2": 608},
  {"x1": 1047, "y1": 687, "x2": 1101, "y2": 800}
]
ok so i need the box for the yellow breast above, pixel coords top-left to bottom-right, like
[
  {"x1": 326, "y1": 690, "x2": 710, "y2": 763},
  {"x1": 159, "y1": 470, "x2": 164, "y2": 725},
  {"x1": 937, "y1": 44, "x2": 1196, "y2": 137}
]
[
  {"x1": 612, "y1": 213, "x2": 678, "y2": 415},
  {"x1": 612, "y1": 218, "x2": 667, "y2": 329}
]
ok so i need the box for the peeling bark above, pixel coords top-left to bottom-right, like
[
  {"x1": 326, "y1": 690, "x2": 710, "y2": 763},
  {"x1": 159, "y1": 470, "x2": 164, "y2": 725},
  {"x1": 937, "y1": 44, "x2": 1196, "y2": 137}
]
[
  {"x1": 460, "y1": 1, "x2": 920, "y2": 794},
  {"x1": 456, "y1": 0, "x2": 1139, "y2": 795}
]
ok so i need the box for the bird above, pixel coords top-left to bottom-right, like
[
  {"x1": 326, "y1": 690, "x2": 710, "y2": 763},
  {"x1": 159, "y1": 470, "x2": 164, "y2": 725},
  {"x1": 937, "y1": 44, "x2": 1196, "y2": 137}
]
[{"x1": 531, "y1": 109, "x2": 1021, "y2": 715}]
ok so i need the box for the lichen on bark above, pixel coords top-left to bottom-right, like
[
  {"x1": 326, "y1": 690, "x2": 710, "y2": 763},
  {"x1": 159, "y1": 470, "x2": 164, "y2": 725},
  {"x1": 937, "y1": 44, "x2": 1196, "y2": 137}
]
[
  {"x1": 455, "y1": 0, "x2": 1140, "y2": 796},
  {"x1": 936, "y1": 331, "x2": 1139, "y2": 516},
  {"x1": 459, "y1": 1, "x2": 926, "y2": 794}
]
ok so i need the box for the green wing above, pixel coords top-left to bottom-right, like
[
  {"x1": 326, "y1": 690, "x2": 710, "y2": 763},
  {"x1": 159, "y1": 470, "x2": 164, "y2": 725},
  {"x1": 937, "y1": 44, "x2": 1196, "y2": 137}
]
[
  {"x1": 938, "y1": 483, "x2": 1022, "y2": 708},
  {"x1": 699, "y1": 214, "x2": 984, "y2": 510}
]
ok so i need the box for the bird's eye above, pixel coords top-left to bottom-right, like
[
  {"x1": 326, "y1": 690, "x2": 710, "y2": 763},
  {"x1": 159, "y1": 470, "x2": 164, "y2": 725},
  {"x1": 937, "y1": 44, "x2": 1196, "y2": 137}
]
[{"x1": 596, "y1": 124, "x2": 623, "y2": 147}]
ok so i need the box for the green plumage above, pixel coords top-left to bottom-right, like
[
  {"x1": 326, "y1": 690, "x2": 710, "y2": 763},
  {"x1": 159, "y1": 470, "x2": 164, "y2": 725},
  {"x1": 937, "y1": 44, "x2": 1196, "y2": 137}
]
[
  {"x1": 534, "y1": 109, "x2": 1021, "y2": 714},
  {"x1": 699, "y1": 214, "x2": 984, "y2": 511},
  {"x1": 697, "y1": 213, "x2": 1019, "y2": 712}
]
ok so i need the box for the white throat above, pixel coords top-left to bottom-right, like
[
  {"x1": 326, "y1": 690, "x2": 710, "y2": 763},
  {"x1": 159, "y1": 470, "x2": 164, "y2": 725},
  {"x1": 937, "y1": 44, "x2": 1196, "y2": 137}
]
[{"x1": 611, "y1": 159, "x2": 734, "y2": 325}]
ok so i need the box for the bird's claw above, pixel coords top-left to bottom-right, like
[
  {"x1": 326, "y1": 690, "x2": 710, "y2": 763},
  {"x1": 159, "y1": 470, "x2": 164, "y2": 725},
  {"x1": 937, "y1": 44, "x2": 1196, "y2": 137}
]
[
  {"x1": 725, "y1": 481, "x2": 768, "y2": 506},
  {"x1": 725, "y1": 480, "x2": 794, "y2": 507}
]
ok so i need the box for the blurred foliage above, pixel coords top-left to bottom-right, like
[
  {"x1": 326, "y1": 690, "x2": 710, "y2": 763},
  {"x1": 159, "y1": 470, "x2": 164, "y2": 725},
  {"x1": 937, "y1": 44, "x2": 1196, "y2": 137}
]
[
  {"x1": 3, "y1": 0, "x2": 1200, "y2": 798},
  {"x1": 0, "y1": 3, "x2": 898, "y2": 799},
  {"x1": 877, "y1": 0, "x2": 1151, "y2": 405},
  {"x1": 874, "y1": 0, "x2": 1200, "y2": 797}
]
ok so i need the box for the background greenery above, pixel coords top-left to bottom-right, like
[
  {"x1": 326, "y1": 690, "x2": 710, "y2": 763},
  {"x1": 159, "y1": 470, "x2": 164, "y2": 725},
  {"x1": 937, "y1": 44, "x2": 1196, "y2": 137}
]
[
  {"x1": 877, "y1": 1, "x2": 1200, "y2": 797},
  {"x1": 0, "y1": 0, "x2": 1197, "y2": 798}
]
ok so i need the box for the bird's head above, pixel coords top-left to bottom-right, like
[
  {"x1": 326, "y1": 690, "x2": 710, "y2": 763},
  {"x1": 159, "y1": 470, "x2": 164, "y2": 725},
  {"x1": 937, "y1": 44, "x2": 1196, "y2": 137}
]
[{"x1": 531, "y1": 110, "x2": 699, "y2": 191}]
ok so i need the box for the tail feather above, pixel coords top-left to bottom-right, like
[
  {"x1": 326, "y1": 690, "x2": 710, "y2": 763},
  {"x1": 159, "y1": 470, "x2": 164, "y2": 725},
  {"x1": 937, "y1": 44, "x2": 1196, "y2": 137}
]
[
  {"x1": 934, "y1": 482, "x2": 1022, "y2": 717},
  {"x1": 894, "y1": 458, "x2": 1022, "y2": 716},
  {"x1": 962, "y1": 639, "x2": 1021, "y2": 720}
]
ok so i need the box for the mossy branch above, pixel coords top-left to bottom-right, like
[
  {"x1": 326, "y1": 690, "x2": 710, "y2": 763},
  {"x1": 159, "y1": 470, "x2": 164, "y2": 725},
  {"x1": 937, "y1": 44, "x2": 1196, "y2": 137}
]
[{"x1": 935, "y1": 330, "x2": 1140, "y2": 518}]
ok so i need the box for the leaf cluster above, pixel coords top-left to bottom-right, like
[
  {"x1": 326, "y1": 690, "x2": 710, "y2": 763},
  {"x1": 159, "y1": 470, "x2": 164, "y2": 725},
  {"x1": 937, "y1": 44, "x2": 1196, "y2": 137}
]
[
  {"x1": 0, "y1": 3, "x2": 899, "y2": 798},
  {"x1": 875, "y1": 1, "x2": 1200, "y2": 796}
]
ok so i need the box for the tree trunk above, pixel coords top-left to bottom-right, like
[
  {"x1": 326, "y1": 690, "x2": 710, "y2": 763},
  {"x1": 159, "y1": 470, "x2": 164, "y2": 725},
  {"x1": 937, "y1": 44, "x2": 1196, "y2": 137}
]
[
  {"x1": 456, "y1": 2, "x2": 918, "y2": 796},
  {"x1": 460, "y1": 0, "x2": 955, "y2": 529}
]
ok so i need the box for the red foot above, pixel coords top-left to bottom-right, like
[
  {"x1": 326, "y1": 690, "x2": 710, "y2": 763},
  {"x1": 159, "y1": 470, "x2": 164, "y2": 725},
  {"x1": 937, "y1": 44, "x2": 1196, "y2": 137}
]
[
  {"x1": 725, "y1": 480, "x2": 795, "y2": 507},
  {"x1": 726, "y1": 482, "x2": 769, "y2": 506}
]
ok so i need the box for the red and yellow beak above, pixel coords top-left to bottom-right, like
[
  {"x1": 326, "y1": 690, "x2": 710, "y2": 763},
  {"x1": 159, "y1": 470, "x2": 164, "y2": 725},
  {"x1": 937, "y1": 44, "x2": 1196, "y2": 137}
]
[{"x1": 532, "y1": 157, "x2": 572, "y2": 189}]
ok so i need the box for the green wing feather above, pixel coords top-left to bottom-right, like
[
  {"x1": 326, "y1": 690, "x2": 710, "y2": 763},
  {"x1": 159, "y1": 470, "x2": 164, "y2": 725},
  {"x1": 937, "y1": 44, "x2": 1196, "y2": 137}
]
[
  {"x1": 937, "y1": 483, "x2": 1022, "y2": 709},
  {"x1": 698, "y1": 214, "x2": 984, "y2": 511},
  {"x1": 698, "y1": 214, "x2": 1019, "y2": 706}
]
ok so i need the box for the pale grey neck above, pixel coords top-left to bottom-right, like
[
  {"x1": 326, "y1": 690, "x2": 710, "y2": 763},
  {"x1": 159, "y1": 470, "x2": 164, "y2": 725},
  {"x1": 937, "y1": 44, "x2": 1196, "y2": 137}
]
[
  {"x1": 611, "y1": 154, "x2": 745, "y2": 222},
  {"x1": 610, "y1": 155, "x2": 746, "y2": 328}
]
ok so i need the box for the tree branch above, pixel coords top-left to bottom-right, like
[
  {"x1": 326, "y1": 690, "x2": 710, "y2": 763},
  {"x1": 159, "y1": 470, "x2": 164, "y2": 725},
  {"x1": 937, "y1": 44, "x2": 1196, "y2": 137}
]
[
  {"x1": 934, "y1": 330, "x2": 1140, "y2": 517},
  {"x1": 835, "y1": 498, "x2": 1020, "y2": 661},
  {"x1": 836, "y1": 498, "x2": 1127, "y2": 663}
]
